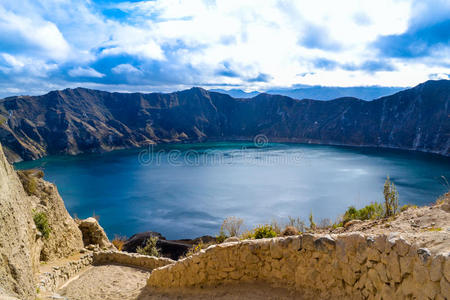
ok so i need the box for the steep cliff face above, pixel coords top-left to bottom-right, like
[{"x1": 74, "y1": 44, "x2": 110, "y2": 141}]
[
  {"x1": 0, "y1": 144, "x2": 37, "y2": 299},
  {"x1": 0, "y1": 143, "x2": 83, "y2": 299},
  {"x1": 17, "y1": 170, "x2": 84, "y2": 261},
  {"x1": 0, "y1": 80, "x2": 448, "y2": 162}
]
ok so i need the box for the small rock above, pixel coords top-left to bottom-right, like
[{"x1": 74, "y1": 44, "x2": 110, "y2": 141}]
[
  {"x1": 314, "y1": 235, "x2": 336, "y2": 252},
  {"x1": 417, "y1": 248, "x2": 431, "y2": 264},
  {"x1": 393, "y1": 237, "x2": 410, "y2": 256}
]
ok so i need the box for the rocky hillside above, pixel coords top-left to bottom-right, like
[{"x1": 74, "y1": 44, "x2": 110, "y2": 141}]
[
  {"x1": 0, "y1": 144, "x2": 36, "y2": 299},
  {"x1": 0, "y1": 79, "x2": 448, "y2": 162},
  {"x1": 0, "y1": 143, "x2": 83, "y2": 299}
]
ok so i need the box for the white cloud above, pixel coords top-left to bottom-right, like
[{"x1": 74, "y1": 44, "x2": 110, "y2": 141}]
[
  {"x1": 112, "y1": 0, "x2": 419, "y2": 88},
  {"x1": 112, "y1": 64, "x2": 142, "y2": 74},
  {"x1": 0, "y1": 53, "x2": 57, "y2": 77},
  {"x1": 0, "y1": 0, "x2": 447, "y2": 97},
  {"x1": 68, "y1": 67, "x2": 105, "y2": 78},
  {"x1": 0, "y1": 5, "x2": 70, "y2": 60},
  {"x1": 1, "y1": 53, "x2": 24, "y2": 68}
]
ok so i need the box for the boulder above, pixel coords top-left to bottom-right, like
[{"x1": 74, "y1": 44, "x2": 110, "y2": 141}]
[
  {"x1": 157, "y1": 240, "x2": 190, "y2": 260},
  {"x1": 78, "y1": 218, "x2": 114, "y2": 250}
]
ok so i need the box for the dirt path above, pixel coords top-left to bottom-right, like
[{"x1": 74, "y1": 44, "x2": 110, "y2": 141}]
[
  {"x1": 57, "y1": 264, "x2": 301, "y2": 300},
  {"x1": 58, "y1": 265, "x2": 150, "y2": 300}
]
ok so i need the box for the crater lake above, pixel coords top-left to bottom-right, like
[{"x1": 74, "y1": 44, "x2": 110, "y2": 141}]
[{"x1": 15, "y1": 142, "x2": 450, "y2": 239}]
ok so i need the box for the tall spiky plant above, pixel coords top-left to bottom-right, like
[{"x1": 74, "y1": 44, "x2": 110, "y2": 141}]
[{"x1": 384, "y1": 176, "x2": 399, "y2": 217}]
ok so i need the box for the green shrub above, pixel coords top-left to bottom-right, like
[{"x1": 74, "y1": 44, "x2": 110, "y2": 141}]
[
  {"x1": 216, "y1": 230, "x2": 227, "y2": 243},
  {"x1": 343, "y1": 202, "x2": 383, "y2": 224},
  {"x1": 400, "y1": 204, "x2": 417, "y2": 212},
  {"x1": 384, "y1": 176, "x2": 399, "y2": 217},
  {"x1": 136, "y1": 237, "x2": 160, "y2": 257},
  {"x1": 253, "y1": 225, "x2": 277, "y2": 239},
  {"x1": 332, "y1": 222, "x2": 344, "y2": 229},
  {"x1": 33, "y1": 211, "x2": 51, "y2": 239},
  {"x1": 343, "y1": 202, "x2": 384, "y2": 224}
]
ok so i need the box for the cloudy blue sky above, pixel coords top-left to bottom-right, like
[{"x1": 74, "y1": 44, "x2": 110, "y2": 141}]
[{"x1": 0, "y1": 0, "x2": 449, "y2": 97}]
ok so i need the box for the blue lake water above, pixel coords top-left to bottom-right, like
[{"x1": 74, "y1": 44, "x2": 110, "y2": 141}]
[{"x1": 15, "y1": 142, "x2": 450, "y2": 239}]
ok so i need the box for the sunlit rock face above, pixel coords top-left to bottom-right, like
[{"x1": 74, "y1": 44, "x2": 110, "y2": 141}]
[
  {"x1": 0, "y1": 79, "x2": 448, "y2": 162},
  {"x1": 0, "y1": 144, "x2": 37, "y2": 299},
  {"x1": 0, "y1": 143, "x2": 84, "y2": 299}
]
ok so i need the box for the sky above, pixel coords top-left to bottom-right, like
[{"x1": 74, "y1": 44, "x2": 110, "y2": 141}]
[{"x1": 0, "y1": 0, "x2": 449, "y2": 97}]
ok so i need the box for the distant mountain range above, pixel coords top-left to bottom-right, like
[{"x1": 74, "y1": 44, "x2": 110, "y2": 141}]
[
  {"x1": 210, "y1": 86, "x2": 406, "y2": 100},
  {"x1": 0, "y1": 80, "x2": 448, "y2": 162}
]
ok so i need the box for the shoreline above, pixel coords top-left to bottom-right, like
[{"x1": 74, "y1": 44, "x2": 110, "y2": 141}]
[{"x1": 11, "y1": 139, "x2": 450, "y2": 165}]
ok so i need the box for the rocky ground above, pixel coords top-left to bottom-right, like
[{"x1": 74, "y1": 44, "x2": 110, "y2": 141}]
[{"x1": 327, "y1": 193, "x2": 450, "y2": 254}]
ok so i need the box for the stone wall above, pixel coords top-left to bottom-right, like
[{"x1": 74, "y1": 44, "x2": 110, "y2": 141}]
[
  {"x1": 147, "y1": 233, "x2": 450, "y2": 299},
  {"x1": 37, "y1": 253, "x2": 93, "y2": 293},
  {"x1": 93, "y1": 251, "x2": 174, "y2": 271}
]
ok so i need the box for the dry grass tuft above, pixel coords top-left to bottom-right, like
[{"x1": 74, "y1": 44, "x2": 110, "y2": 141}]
[
  {"x1": 112, "y1": 235, "x2": 127, "y2": 251},
  {"x1": 281, "y1": 226, "x2": 299, "y2": 236},
  {"x1": 17, "y1": 169, "x2": 43, "y2": 196}
]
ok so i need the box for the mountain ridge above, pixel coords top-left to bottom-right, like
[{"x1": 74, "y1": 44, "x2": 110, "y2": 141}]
[
  {"x1": 209, "y1": 85, "x2": 406, "y2": 100},
  {"x1": 0, "y1": 79, "x2": 448, "y2": 162}
]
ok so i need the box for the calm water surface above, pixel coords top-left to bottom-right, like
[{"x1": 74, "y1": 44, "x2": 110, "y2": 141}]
[{"x1": 15, "y1": 142, "x2": 450, "y2": 239}]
